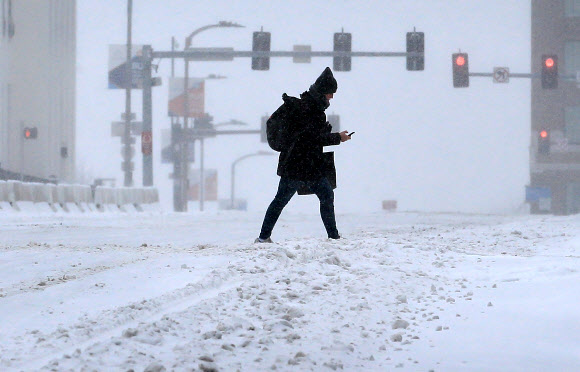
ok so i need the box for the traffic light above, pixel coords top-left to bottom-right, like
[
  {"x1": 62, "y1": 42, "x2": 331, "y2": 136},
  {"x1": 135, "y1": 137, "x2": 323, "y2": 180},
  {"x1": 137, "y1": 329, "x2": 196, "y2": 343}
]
[
  {"x1": 452, "y1": 53, "x2": 469, "y2": 88},
  {"x1": 252, "y1": 30, "x2": 271, "y2": 70},
  {"x1": 538, "y1": 129, "x2": 550, "y2": 154},
  {"x1": 23, "y1": 127, "x2": 38, "y2": 139},
  {"x1": 541, "y1": 54, "x2": 558, "y2": 89},
  {"x1": 406, "y1": 31, "x2": 424, "y2": 71},
  {"x1": 333, "y1": 32, "x2": 352, "y2": 71},
  {"x1": 193, "y1": 114, "x2": 214, "y2": 129}
]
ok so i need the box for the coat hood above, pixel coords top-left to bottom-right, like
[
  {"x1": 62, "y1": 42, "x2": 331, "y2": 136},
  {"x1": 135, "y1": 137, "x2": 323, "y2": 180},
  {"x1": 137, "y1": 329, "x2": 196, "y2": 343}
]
[{"x1": 311, "y1": 67, "x2": 338, "y2": 94}]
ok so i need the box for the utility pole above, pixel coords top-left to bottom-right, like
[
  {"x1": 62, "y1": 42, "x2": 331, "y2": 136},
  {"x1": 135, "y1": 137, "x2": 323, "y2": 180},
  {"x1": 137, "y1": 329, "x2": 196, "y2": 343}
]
[
  {"x1": 176, "y1": 22, "x2": 244, "y2": 212},
  {"x1": 180, "y1": 56, "x2": 190, "y2": 212},
  {"x1": 142, "y1": 45, "x2": 153, "y2": 186},
  {"x1": 170, "y1": 36, "x2": 183, "y2": 211},
  {"x1": 123, "y1": 0, "x2": 133, "y2": 187}
]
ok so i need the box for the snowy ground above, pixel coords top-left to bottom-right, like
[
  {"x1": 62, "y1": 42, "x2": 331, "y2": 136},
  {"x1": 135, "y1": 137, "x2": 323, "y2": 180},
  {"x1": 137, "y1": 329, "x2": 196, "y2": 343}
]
[{"x1": 0, "y1": 207, "x2": 579, "y2": 372}]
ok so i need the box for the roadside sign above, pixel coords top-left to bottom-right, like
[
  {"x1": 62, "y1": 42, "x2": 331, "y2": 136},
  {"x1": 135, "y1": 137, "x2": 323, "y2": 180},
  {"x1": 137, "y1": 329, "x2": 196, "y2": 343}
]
[
  {"x1": 111, "y1": 121, "x2": 142, "y2": 136},
  {"x1": 168, "y1": 78, "x2": 205, "y2": 118},
  {"x1": 121, "y1": 112, "x2": 136, "y2": 121},
  {"x1": 108, "y1": 45, "x2": 145, "y2": 89},
  {"x1": 141, "y1": 131, "x2": 152, "y2": 155},
  {"x1": 188, "y1": 169, "x2": 217, "y2": 201},
  {"x1": 525, "y1": 186, "x2": 551, "y2": 202},
  {"x1": 493, "y1": 67, "x2": 509, "y2": 83}
]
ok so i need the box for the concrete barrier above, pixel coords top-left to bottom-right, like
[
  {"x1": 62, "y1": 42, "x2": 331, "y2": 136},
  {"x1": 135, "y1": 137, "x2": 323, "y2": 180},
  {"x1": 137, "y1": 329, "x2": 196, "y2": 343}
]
[
  {"x1": 0, "y1": 181, "x2": 6, "y2": 202},
  {"x1": 64, "y1": 184, "x2": 77, "y2": 204},
  {"x1": 21, "y1": 182, "x2": 36, "y2": 202},
  {"x1": 94, "y1": 186, "x2": 118, "y2": 211},
  {"x1": 75, "y1": 185, "x2": 92, "y2": 204},
  {"x1": 0, "y1": 181, "x2": 11, "y2": 211},
  {"x1": 5, "y1": 181, "x2": 17, "y2": 203},
  {"x1": 0, "y1": 181, "x2": 159, "y2": 213},
  {"x1": 48, "y1": 184, "x2": 58, "y2": 204},
  {"x1": 144, "y1": 187, "x2": 159, "y2": 204},
  {"x1": 31, "y1": 182, "x2": 52, "y2": 203}
]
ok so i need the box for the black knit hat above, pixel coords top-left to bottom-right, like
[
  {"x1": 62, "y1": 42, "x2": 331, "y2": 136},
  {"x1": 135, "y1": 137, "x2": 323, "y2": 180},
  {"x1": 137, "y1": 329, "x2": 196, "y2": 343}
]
[{"x1": 313, "y1": 67, "x2": 338, "y2": 94}]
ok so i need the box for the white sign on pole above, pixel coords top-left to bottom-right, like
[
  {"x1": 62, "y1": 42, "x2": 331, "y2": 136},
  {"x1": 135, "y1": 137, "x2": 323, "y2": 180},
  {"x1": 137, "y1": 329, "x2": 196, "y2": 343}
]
[
  {"x1": 111, "y1": 121, "x2": 143, "y2": 136},
  {"x1": 493, "y1": 67, "x2": 509, "y2": 83},
  {"x1": 293, "y1": 45, "x2": 311, "y2": 63},
  {"x1": 168, "y1": 78, "x2": 205, "y2": 118}
]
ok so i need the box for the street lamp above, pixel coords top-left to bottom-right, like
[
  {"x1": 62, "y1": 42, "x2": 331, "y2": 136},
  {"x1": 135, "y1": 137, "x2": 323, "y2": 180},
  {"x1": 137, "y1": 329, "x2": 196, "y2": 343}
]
[
  {"x1": 178, "y1": 21, "x2": 244, "y2": 213},
  {"x1": 231, "y1": 151, "x2": 275, "y2": 209},
  {"x1": 185, "y1": 21, "x2": 244, "y2": 49}
]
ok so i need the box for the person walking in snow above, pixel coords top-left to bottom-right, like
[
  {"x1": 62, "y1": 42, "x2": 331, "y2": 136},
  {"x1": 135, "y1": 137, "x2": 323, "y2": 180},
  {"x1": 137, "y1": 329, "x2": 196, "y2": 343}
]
[{"x1": 255, "y1": 67, "x2": 352, "y2": 243}]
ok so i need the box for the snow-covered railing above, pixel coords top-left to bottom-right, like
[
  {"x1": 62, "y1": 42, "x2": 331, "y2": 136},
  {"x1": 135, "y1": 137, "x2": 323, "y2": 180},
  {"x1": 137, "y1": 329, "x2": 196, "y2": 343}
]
[{"x1": 0, "y1": 181, "x2": 159, "y2": 213}]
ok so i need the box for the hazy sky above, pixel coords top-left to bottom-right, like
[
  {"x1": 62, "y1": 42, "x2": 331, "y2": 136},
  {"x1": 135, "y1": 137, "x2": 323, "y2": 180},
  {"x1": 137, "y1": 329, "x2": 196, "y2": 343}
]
[{"x1": 77, "y1": 0, "x2": 531, "y2": 213}]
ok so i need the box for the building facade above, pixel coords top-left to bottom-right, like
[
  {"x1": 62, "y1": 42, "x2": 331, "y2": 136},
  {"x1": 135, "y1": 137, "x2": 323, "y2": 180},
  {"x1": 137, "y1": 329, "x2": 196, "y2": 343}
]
[
  {"x1": 0, "y1": 0, "x2": 76, "y2": 182},
  {"x1": 530, "y1": 0, "x2": 580, "y2": 214}
]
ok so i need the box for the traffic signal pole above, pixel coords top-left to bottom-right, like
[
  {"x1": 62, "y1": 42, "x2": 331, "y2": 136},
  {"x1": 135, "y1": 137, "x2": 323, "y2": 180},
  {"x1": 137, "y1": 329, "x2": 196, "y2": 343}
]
[
  {"x1": 469, "y1": 72, "x2": 537, "y2": 78},
  {"x1": 463, "y1": 70, "x2": 576, "y2": 81},
  {"x1": 151, "y1": 50, "x2": 419, "y2": 59},
  {"x1": 180, "y1": 57, "x2": 191, "y2": 212},
  {"x1": 142, "y1": 45, "x2": 153, "y2": 187}
]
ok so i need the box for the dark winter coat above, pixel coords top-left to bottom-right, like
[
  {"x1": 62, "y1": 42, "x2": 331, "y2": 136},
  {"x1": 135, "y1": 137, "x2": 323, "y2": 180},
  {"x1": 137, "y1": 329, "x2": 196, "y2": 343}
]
[{"x1": 276, "y1": 91, "x2": 341, "y2": 182}]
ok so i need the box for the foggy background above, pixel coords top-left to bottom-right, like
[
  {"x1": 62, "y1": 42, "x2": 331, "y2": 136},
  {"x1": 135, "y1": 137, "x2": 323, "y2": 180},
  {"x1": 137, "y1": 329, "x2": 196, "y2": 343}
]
[{"x1": 76, "y1": 0, "x2": 531, "y2": 214}]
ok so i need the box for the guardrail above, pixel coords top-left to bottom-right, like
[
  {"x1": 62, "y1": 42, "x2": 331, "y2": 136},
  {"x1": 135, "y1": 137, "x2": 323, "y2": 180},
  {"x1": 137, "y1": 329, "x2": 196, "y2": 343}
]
[{"x1": 0, "y1": 180, "x2": 159, "y2": 213}]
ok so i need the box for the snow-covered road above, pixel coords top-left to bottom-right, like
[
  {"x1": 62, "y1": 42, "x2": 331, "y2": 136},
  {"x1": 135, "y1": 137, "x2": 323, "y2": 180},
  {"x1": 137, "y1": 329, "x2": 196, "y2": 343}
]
[{"x1": 1, "y1": 210, "x2": 579, "y2": 371}]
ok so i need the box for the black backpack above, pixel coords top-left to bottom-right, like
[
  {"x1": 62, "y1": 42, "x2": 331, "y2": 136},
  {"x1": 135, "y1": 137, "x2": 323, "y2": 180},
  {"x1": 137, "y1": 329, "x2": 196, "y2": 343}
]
[{"x1": 267, "y1": 93, "x2": 301, "y2": 152}]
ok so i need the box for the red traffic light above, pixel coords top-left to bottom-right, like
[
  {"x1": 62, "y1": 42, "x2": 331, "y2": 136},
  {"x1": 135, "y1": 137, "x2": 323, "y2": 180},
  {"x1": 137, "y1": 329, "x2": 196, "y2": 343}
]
[
  {"x1": 541, "y1": 55, "x2": 558, "y2": 89},
  {"x1": 538, "y1": 129, "x2": 550, "y2": 154},
  {"x1": 452, "y1": 53, "x2": 469, "y2": 88},
  {"x1": 23, "y1": 127, "x2": 38, "y2": 139}
]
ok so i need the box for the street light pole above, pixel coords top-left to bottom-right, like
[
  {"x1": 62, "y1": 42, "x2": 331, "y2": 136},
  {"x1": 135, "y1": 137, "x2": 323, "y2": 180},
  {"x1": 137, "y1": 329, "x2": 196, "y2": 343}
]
[
  {"x1": 180, "y1": 57, "x2": 190, "y2": 212},
  {"x1": 230, "y1": 151, "x2": 275, "y2": 209},
  {"x1": 179, "y1": 21, "x2": 244, "y2": 212}
]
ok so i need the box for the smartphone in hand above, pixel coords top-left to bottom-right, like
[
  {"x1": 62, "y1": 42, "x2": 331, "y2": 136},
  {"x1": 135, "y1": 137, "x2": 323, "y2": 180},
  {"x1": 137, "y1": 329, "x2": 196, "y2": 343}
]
[{"x1": 348, "y1": 132, "x2": 355, "y2": 136}]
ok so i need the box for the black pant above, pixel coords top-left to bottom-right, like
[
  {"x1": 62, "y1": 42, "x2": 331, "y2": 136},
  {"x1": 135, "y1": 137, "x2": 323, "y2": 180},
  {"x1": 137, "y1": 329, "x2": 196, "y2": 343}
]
[{"x1": 259, "y1": 177, "x2": 339, "y2": 239}]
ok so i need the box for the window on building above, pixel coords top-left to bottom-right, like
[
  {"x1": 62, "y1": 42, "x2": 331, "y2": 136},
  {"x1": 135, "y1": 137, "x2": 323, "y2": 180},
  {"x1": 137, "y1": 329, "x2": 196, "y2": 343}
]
[
  {"x1": 565, "y1": 0, "x2": 580, "y2": 16},
  {"x1": 564, "y1": 41, "x2": 580, "y2": 75},
  {"x1": 565, "y1": 106, "x2": 580, "y2": 144}
]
